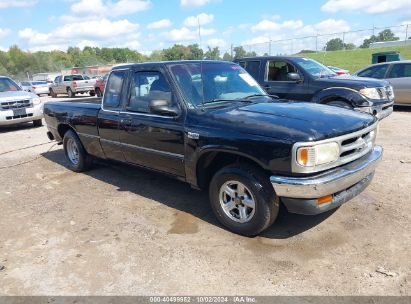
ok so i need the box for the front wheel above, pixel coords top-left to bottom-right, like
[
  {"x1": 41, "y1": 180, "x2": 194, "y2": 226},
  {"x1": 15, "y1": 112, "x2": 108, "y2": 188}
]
[
  {"x1": 327, "y1": 100, "x2": 352, "y2": 109},
  {"x1": 209, "y1": 164, "x2": 279, "y2": 236},
  {"x1": 63, "y1": 130, "x2": 91, "y2": 172},
  {"x1": 33, "y1": 119, "x2": 43, "y2": 127},
  {"x1": 50, "y1": 89, "x2": 57, "y2": 98},
  {"x1": 90, "y1": 90, "x2": 96, "y2": 97},
  {"x1": 95, "y1": 88, "x2": 102, "y2": 97}
]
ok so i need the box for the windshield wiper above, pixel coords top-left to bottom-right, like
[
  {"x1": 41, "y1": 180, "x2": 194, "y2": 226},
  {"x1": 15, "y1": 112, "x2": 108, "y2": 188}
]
[
  {"x1": 202, "y1": 99, "x2": 238, "y2": 105},
  {"x1": 243, "y1": 94, "x2": 279, "y2": 100}
]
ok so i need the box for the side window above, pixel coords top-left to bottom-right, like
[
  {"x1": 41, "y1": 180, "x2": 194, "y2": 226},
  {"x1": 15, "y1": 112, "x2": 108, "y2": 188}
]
[
  {"x1": 357, "y1": 65, "x2": 388, "y2": 79},
  {"x1": 245, "y1": 61, "x2": 260, "y2": 80},
  {"x1": 127, "y1": 71, "x2": 173, "y2": 114},
  {"x1": 238, "y1": 61, "x2": 246, "y2": 68},
  {"x1": 63, "y1": 75, "x2": 72, "y2": 81},
  {"x1": 387, "y1": 64, "x2": 411, "y2": 78},
  {"x1": 72, "y1": 75, "x2": 84, "y2": 81},
  {"x1": 266, "y1": 60, "x2": 297, "y2": 81},
  {"x1": 103, "y1": 70, "x2": 126, "y2": 109}
]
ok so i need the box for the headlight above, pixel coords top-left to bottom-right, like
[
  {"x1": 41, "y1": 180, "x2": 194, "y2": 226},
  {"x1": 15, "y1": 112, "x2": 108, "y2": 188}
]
[
  {"x1": 296, "y1": 142, "x2": 340, "y2": 167},
  {"x1": 32, "y1": 97, "x2": 42, "y2": 105},
  {"x1": 359, "y1": 88, "x2": 381, "y2": 99}
]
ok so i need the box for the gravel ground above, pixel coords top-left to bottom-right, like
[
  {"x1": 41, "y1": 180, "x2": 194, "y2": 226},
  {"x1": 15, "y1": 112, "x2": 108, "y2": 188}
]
[{"x1": 0, "y1": 98, "x2": 410, "y2": 295}]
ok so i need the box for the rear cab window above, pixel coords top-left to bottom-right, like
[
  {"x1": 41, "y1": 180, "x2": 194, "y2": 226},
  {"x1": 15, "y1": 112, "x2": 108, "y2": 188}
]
[{"x1": 103, "y1": 70, "x2": 127, "y2": 110}]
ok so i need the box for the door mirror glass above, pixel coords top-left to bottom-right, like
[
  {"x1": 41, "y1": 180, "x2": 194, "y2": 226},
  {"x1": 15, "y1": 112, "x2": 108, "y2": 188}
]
[
  {"x1": 287, "y1": 72, "x2": 302, "y2": 81},
  {"x1": 149, "y1": 99, "x2": 179, "y2": 117}
]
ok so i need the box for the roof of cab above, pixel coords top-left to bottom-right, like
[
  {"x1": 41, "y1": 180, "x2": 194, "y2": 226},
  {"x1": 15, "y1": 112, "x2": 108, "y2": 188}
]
[
  {"x1": 233, "y1": 55, "x2": 305, "y2": 61},
  {"x1": 112, "y1": 60, "x2": 234, "y2": 70}
]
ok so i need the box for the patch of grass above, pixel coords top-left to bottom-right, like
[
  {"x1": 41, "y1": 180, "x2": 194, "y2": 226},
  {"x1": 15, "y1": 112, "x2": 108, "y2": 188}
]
[{"x1": 299, "y1": 45, "x2": 411, "y2": 73}]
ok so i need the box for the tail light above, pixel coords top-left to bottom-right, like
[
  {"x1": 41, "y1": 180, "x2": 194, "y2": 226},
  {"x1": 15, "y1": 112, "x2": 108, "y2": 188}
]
[{"x1": 32, "y1": 86, "x2": 38, "y2": 89}]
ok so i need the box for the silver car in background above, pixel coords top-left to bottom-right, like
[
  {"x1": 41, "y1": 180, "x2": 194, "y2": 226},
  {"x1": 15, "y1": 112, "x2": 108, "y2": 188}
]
[
  {"x1": 0, "y1": 76, "x2": 44, "y2": 127},
  {"x1": 20, "y1": 80, "x2": 50, "y2": 96},
  {"x1": 355, "y1": 61, "x2": 411, "y2": 106}
]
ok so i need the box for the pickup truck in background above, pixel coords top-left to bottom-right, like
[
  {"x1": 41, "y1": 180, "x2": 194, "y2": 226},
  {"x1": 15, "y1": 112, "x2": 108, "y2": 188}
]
[
  {"x1": 235, "y1": 56, "x2": 394, "y2": 120},
  {"x1": 49, "y1": 74, "x2": 96, "y2": 98},
  {"x1": 1, "y1": 76, "x2": 44, "y2": 127},
  {"x1": 44, "y1": 60, "x2": 382, "y2": 236}
]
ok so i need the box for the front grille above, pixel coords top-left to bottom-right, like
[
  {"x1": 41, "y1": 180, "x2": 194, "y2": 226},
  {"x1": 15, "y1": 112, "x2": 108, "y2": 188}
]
[
  {"x1": 0, "y1": 99, "x2": 32, "y2": 110},
  {"x1": 339, "y1": 129, "x2": 375, "y2": 162},
  {"x1": 6, "y1": 113, "x2": 33, "y2": 120}
]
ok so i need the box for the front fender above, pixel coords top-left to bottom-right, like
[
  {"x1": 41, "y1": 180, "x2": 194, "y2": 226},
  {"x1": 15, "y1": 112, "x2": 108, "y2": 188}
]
[{"x1": 312, "y1": 87, "x2": 371, "y2": 107}]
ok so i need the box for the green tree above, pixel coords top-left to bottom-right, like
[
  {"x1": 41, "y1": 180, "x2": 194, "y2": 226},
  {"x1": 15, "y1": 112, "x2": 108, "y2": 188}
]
[
  {"x1": 360, "y1": 29, "x2": 399, "y2": 48},
  {"x1": 187, "y1": 44, "x2": 203, "y2": 60},
  {"x1": 325, "y1": 38, "x2": 345, "y2": 51},
  {"x1": 233, "y1": 46, "x2": 247, "y2": 59},
  {"x1": 204, "y1": 46, "x2": 220, "y2": 60},
  {"x1": 222, "y1": 52, "x2": 232, "y2": 61}
]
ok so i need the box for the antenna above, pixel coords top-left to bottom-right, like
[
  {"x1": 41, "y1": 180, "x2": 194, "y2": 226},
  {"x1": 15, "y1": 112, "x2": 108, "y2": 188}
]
[{"x1": 198, "y1": 16, "x2": 206, "y2": 110}]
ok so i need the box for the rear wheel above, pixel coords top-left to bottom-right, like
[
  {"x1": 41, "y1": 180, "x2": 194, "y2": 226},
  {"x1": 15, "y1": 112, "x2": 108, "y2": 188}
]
[
  {"x1": 209, "y1": 163, "x2": 279, "y2": 236},
  {"x1": 63, "y1": 130, "x2": 91, "y2": 172},
  {"x1": 327, "y1": 100, "x2": 352, "y2": 109},
  {"x1": 67, "y1": 88, "x2": 75, "y2": 98},
  {"x1": 90, "y1": 90, "x2": 96, "y2": 97},
  {"x1": 33, "y1": 119, "x2": 43, "y2": 127}
]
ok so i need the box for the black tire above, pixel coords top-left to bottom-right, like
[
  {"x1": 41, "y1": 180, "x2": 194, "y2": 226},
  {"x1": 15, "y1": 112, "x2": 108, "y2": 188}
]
[
  {"x1": 95, "y1": 88, "x2": 102, "y2": 97},
  {"x1": 50, "y1": 89, "x2": 57, "y2": 98},
  {"x1": 327, "y1": 100, "x2": 353, "y2": 109},
  {"x1": 209, "y1": 163, "x2": 279, "y2": 236},
  {"x1": 67, "y1": 88, "x2": 75, "y2": 98},
  {"x1": 33, "y1": 119, "x2": 43, "y2": 127},
  {"x1": 90, "y1": 90, "x2": 96, "y2": 97},
  {"x1": 63, "y1": 130, "x2": 91, "y2": 172}
]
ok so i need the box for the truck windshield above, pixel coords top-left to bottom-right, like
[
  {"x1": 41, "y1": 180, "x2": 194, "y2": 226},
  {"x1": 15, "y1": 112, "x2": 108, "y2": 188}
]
[
  {"x1": 293, "y1": 57, "x2": 336, "y2": 78},
  {"x1": 0, "y1": 77, "x2": 21, "y2": 92},
  {"x1": 168, "y1": 62, "x2": 267, "y2": 107}
]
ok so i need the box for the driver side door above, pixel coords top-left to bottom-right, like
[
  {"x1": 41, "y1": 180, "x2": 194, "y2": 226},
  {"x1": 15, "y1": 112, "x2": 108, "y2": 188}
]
[{"x1": 118, "y1": 68, "x2": 186, "y2": 177}]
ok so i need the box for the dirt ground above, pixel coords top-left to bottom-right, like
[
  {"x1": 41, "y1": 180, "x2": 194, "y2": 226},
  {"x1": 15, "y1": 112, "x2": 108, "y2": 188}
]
[{"x1": 0, "y1": 97, "x2": 410, "y2": 296}]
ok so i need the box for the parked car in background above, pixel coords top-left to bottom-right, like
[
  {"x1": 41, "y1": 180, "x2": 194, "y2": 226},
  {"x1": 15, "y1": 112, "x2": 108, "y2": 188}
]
[
  {"x1": 328, "y1": 66, "x2": 349, "y2": 75},
  {"x1": 50, "y1": 74, "x2": 96, "y2": 98},
  {"x1": 235, "y1": 56, "x2": 394, "y2": 120},
  {"x1": 354, "y1": 61, "x2": 411, "y2": 106},
  {"x1": 20, "y1": 80, "x2": 50, "y2": 96},
  {"x1": 44, "y1": 61, "x2": 382, "y2": 236},
  {"x1": 0, "y1": 76, "x2": 44, "y2": 127},
  {"x1": 94, "y1": 73, "x2": 109, "y2": 97}
]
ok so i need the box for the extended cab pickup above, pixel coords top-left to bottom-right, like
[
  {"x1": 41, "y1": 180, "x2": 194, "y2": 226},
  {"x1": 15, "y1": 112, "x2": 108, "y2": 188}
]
[
  {"x1": 44, "y1": 61, "x2": 383, "y2": 236},
  {"x1": 49, "y1": 74, "x2": 96, "y2": 98},
  {"x1": 235, "y1": 56, "x2": 394, "y2": 120}
]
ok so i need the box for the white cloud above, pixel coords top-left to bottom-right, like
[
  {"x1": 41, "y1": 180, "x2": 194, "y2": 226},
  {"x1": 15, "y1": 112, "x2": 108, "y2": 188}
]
[
  {"x1": 297, "y1": 19, "x2": 350, "y2": 36},
  {"x1": 322, "y1": 0, "x2": 411, "y2": 14},
  {"x1": 180, "y1": 0, "x2": 212, "y2": 7},
  {"x1": 0, "y1": 46, "x2": 7, "y2": 52},
  {"x1": 0, "y1": 0, "x2": 37, "y2": 9},
  {"x1": 18, "y1": 19, "x2": 139, "y2": 51},
  {"x1": 251, "y1": 19, "x2": 303, "y2": 33},
  {"x1": 184, "y1": 13, "x2": 214, "y2": 27},
  {"x1": 0, "y1": 28, "x2": 11, "y2": 38},
  {"x1": 61, "y1": 0, "x2": 151, "y2": 22},
  {"x1": 165, "y1": 27, "x2": 215, "y2": 42},
  {"x1": 147, "y1": 19, "x2": 172, "y2": 29},
  {"x1": 206, "y1": 38, "x2": 227, "y2": 48}
]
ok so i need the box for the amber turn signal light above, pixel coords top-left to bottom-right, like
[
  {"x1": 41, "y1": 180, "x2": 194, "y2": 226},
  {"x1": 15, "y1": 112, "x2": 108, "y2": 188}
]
[{"x1": 317, "y1": 195, "x2": 333, "y2": 205}]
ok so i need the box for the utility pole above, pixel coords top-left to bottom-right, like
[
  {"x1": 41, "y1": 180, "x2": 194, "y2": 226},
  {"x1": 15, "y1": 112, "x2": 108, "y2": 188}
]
[
  {"x1": 269, "y1": 39, "x2": 272, "y2": 56},
  {"x1": 315, "y1": 34, "x2": 318, "y2": 52},
  {"x1": 230, "y1": 44, "x2": 233, "y2": 60},
  {"x1": 406, "y1": 24, "x2": 409, "y2": 44},
  {"x1": 342, "y1": 32, "x2": 345, "y2": 50}
]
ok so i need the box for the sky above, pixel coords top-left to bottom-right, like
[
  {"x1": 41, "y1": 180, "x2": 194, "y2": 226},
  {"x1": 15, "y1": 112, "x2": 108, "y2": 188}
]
[{"x1": 0, "y1": 0, "x2": 411, "y2": 55}]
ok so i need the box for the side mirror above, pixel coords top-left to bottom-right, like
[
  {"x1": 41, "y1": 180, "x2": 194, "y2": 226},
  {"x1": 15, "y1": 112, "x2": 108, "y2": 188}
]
[
  {"x1": 149, "y1": 99, "x2": 179, "y2": 117},
  {"x1": 287, "y1": 72, "x2": 302, "y2": 82}
]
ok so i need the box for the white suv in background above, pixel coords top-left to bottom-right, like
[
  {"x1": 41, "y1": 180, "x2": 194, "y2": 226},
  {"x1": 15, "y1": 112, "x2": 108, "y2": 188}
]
[{"x1": 0, "y1": 76, "x2": 44, "y2": 127}]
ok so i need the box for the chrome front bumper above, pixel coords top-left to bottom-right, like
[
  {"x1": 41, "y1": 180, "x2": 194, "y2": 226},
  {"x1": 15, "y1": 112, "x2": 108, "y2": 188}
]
[
  {"x1": 270, "y1": 145, "x2": 382, "y2": 199},
  {"x1": 355, "y1": 102, "x2": 393, "y2": 120}
]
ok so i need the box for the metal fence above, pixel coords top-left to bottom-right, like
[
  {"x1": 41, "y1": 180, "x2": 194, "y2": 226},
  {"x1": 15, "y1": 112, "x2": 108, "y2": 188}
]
[{"x1": 232, "y1": 24, "x2": 411, "y2": 56}]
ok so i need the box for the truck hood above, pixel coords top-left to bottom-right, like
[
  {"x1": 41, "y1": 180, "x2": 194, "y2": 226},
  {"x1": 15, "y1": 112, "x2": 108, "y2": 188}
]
[
  {"x1": 0, "y1": 90, "x2": 38, "y2": 100},
  {"x1": 204, "y1": 101, "x2": 377, "y2": 142},
  {"x1": 318, "y1": 75, "x2": 389, "y2": 89}
]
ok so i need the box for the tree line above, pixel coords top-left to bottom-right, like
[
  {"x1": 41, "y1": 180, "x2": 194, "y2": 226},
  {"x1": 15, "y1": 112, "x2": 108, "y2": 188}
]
[
  {"x1": 0, "y1": 44, "x2": 256, "y2": 80},
  {"x1": 325, "y1": 29, "x2": 401, "y2": 51}
]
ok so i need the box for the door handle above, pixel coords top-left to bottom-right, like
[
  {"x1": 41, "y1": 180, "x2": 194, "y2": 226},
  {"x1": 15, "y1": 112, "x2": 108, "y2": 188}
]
[{"x1": 120, "y1": 119, "x2": 132, "y2": 127}]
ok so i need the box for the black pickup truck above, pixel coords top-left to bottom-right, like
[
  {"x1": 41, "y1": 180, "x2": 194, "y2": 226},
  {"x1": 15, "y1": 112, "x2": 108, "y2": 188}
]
[
  {"x1": 235, "y1": 56, "x2": 394, "y2": 120},
  {"x1": 44, "y1": 60, "x2": 382, "y2": 236}
]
